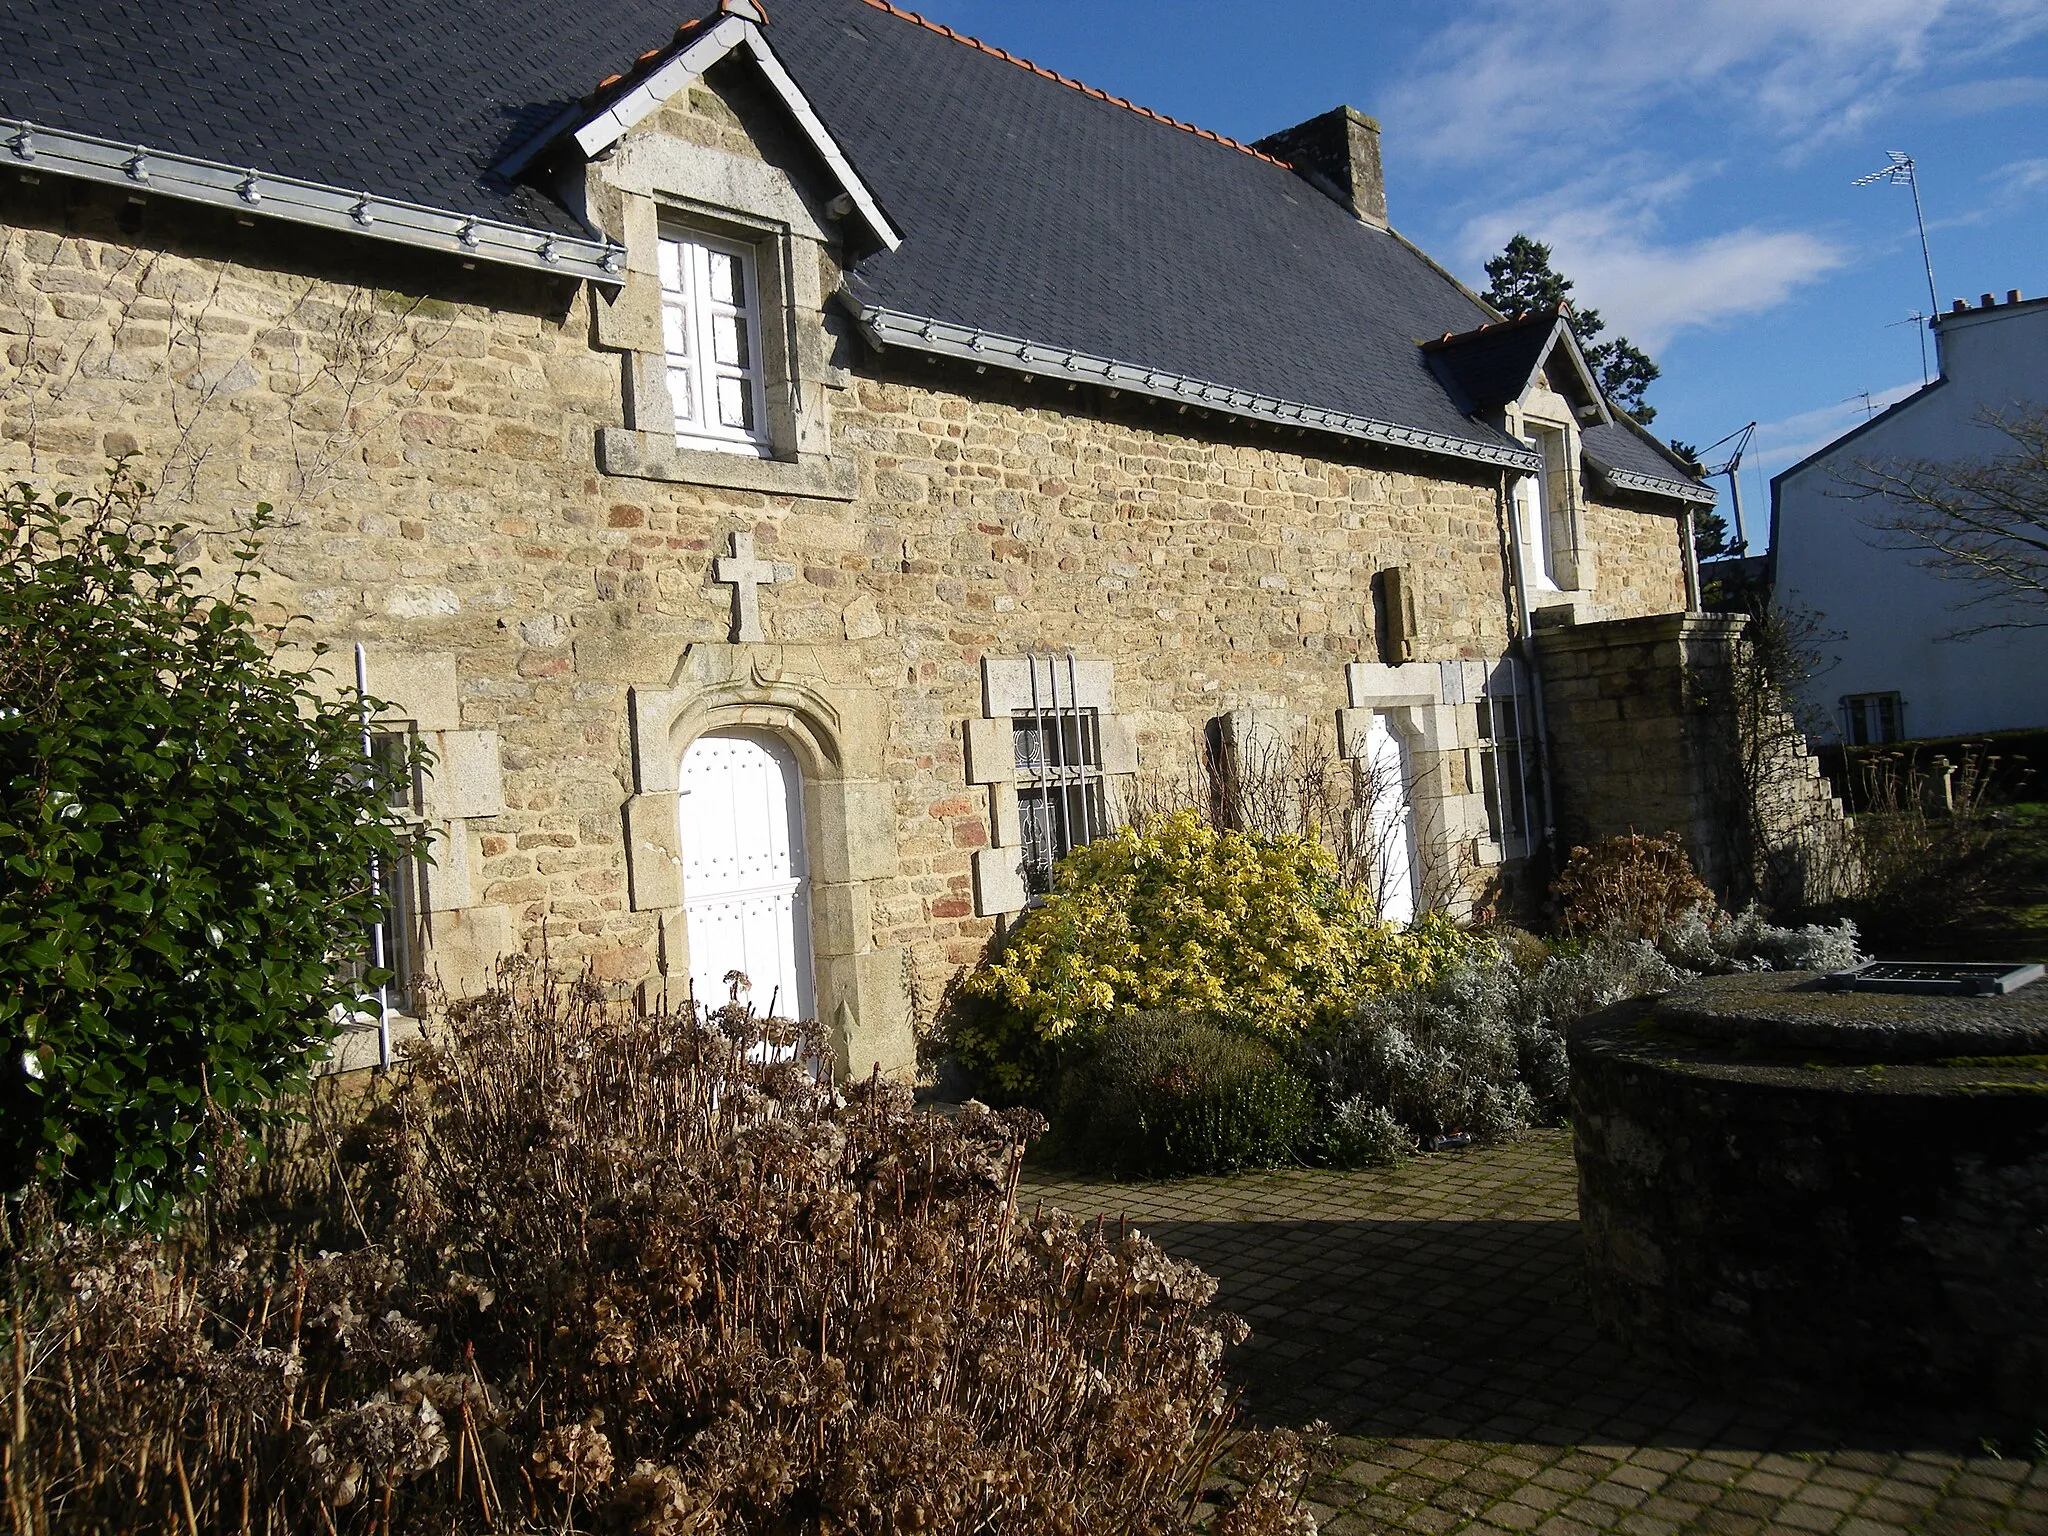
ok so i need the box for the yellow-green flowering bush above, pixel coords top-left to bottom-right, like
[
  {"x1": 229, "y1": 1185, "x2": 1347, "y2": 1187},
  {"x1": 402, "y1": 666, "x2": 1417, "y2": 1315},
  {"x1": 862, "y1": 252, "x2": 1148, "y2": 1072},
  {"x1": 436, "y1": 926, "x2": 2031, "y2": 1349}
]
[{"x1": 954, "y1": 811, "x2": 1472, "y2": 1099}]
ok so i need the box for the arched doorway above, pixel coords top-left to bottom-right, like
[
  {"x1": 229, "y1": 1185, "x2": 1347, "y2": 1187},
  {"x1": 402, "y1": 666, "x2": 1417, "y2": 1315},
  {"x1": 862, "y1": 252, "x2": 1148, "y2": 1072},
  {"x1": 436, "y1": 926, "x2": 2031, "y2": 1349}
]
[
  {"x1": 676, "y1": 729, "x2": 815, "y2": 1020},
  {"x1": 1363, "y1": 712, "x2": 1419, "y2": 926}
]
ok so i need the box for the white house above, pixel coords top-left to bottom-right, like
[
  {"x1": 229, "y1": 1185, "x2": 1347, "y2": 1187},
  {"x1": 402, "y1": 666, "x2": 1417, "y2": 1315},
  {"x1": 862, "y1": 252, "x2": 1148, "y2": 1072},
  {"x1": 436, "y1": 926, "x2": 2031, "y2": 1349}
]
[{"x1": 1772, "y1": 289, "x2": 2048, "y2": 744}]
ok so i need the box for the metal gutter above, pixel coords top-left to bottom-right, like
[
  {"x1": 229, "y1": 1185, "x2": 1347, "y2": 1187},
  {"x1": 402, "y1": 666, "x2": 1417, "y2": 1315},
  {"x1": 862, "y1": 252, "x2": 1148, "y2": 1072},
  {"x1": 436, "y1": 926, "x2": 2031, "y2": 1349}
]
[
  {"x1": 1593, "y1": 462, "x2": 1718, "y2": 506},
  {"x1": 4, "y1": 120, "x2": 624, "y2": 286},
  {"x1": 854, "y1": 304, "x2": 1545, "y2": 473}
]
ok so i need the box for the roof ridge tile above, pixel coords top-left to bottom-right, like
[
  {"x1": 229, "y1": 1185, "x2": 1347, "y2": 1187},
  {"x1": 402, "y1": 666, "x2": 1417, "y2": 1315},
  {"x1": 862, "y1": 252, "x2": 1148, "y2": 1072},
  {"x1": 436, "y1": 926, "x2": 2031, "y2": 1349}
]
[{"x1": 852, "y1": 0, "x2": 1288, "y2": 166}]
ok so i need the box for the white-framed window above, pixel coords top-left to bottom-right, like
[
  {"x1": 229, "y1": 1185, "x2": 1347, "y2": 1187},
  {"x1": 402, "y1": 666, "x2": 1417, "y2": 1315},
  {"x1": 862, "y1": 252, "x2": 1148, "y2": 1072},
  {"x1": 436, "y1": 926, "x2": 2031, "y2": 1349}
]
[
  {"x1": 1514, "y1": 422, "x2": 1573, "y2": 590},
  {"x1": 658, "y1": 230, "x2": 770, "y2": 456},
  {"x1": 1841, "y1": 692, "x2": 1904, "y2": 746},
  {"x1": 1014, "y1": 708, "x2": 1107, "y2": 895}
]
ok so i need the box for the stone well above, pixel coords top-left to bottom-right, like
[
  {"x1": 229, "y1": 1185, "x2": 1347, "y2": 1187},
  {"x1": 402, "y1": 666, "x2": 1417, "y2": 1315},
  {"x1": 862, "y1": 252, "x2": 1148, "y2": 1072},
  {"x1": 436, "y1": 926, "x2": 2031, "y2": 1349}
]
[{"x1": 1570, "y1": 971, "x2": 2048, "y2": 1423}]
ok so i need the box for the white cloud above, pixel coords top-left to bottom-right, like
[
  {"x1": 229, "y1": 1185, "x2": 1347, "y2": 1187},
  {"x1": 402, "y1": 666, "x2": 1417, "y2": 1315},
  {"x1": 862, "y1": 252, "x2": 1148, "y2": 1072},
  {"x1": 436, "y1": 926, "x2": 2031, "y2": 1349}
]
[
  {"x1": 1750, "y1": 382, "x2": 1925, "y2": 476},
  {"x1": 1998, "y1": 157, "x2": 2048, "y2": 194},
  {"x1": 1387, "y1": 0, "x2": 2048, "y2": 169},
  {"x1": 1920, "y1": 75, "x2": 2048, "y2": 116},
  {"x1": 1456, "y1": 179, "x2": 1846, "y2": 348}
]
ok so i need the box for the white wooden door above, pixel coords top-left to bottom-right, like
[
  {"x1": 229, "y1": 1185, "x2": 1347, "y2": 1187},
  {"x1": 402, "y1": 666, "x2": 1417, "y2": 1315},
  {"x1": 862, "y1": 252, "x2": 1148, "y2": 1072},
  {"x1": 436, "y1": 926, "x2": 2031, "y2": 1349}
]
[
  {"x1": 1364, "y1": 712, "x2": 1419, "y2": 927},
  {"x1": 677, "y1": 730, "x2": 815, "y2": 1020}
]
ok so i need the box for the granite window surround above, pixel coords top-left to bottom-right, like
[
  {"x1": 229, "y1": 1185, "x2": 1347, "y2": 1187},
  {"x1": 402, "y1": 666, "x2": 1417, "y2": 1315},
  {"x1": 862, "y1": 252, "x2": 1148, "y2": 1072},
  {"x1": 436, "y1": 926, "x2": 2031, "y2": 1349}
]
[
  {"x1": 272, "y1": 645, "x2": 517, "y2": 1007},
  {"x1": 585, "y1": 130, "x2": 856, "y2": 502},
  {"x1": 965, "y1": 657, "x2": 1139, "y2": 918},
  {"x1": 1505, "y1": 399, "x2": 1587, "y2": 596}
]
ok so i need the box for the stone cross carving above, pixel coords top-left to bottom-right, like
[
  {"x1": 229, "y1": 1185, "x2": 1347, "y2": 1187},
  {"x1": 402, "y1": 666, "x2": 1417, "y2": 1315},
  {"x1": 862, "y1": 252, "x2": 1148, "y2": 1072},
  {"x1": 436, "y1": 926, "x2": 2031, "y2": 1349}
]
[{"x1": 714, "y1": 531, "x2": 794, "y2": 644}]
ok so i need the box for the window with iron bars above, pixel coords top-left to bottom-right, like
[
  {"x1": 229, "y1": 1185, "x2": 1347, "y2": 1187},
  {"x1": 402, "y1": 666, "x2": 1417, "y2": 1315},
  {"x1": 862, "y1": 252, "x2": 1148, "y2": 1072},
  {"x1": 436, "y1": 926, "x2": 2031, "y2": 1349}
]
[
  {"x1": 1477, "y1": 665, "x2": 1539, "y2": 854},
  {"x1": 1014, "y1": 708, "x2": 1107, "y2": 896}
]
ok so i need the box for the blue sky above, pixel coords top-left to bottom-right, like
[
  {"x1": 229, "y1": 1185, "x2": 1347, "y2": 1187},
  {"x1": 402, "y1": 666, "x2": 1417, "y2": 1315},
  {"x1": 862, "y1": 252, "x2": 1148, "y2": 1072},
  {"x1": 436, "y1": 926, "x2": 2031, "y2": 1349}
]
[{"x1": 899, "y1": 0, "x2": 2048, "y2": 542}]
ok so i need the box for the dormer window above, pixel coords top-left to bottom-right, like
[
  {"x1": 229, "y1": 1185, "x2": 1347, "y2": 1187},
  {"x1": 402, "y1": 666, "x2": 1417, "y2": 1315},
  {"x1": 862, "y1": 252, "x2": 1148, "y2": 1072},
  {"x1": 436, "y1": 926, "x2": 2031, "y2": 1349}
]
[{"x1": 658, "y1": 230, "x2": 770, "y2": 456}]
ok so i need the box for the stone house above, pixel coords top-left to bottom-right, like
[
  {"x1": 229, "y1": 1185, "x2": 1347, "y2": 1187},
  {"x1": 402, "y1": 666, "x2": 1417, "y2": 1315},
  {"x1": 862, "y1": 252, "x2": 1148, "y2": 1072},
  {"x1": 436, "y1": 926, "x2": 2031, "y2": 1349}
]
[{"x1": 1, "y1": 0, "x2": 1720, "y2": 1078}]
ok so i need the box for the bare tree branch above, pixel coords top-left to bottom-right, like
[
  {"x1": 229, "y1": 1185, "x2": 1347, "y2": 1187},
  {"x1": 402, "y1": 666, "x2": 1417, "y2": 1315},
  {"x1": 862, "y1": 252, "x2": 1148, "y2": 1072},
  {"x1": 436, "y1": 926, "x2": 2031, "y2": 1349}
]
[{"x1": 1833, "y1": 404, "x2": 2048, "y2": 632}]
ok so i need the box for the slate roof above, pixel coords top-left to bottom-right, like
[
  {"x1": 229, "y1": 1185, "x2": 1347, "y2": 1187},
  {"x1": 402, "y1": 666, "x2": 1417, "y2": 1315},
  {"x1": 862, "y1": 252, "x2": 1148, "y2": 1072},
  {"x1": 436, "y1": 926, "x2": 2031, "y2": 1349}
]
[
  {"x1": 0, "y1": 0, "x2": 1707, "y2": 497},
  {"x1": 0, "y1": 0, "x2": 600, "y2": 236},
  {"x1": 1583, "y1": 419, "x2": 1713, "y2": 497}
]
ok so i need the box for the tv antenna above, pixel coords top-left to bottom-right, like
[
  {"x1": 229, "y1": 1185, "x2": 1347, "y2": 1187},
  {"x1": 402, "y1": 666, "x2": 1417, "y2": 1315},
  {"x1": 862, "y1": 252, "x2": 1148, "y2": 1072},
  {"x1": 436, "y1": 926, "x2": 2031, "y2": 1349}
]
[
  {"x1": 1698, "y1": 421, "x2": 1757, "y2": 553},
  {"x1": 1886, "y1": 311, "x2": 1931, "y2": 385},
  {"x1": 1853, "y1": 151, "x2": 1938, "y2": 316},
  {"x1": 1844, "y1": 389, "x2": 1878, "y2": 420}
]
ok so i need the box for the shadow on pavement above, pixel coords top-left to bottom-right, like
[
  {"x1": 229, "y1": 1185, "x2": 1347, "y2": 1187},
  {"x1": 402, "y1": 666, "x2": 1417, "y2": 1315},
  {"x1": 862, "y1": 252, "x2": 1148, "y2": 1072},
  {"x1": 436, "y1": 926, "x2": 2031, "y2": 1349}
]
[{"x1": 1134, "y1": 1216, "x2": 2005, "y2": 1457}]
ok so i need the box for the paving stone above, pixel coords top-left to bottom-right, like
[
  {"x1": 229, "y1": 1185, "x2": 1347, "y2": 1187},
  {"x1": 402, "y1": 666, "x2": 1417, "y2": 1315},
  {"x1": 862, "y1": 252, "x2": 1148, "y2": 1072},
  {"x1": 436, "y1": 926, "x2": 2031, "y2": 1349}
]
[
  {"x1": 1769, "y1": 1500, "x2": 1842, "y2": 1533},
  {"x1": 1733, "y1": 1470, "x2": 1803, "y2": 1498},
  {"x1": 1484, "y1": 1498, "x2": 1547, "y2": 1531},
  {"x1": 1020, "y1": 1133, "x2": 2043, "y2": 1536}
]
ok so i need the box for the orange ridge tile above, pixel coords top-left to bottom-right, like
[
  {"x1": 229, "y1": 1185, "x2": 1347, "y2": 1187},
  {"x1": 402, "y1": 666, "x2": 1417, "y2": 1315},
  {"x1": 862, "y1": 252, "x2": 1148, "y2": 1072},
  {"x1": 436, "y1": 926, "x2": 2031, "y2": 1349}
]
[
  {"x1": 585, "y1": 18, "x2": 709, "y2": 107},
  {"x1": 853, "y1": 0, "x2": 1291, "y2": 167}
]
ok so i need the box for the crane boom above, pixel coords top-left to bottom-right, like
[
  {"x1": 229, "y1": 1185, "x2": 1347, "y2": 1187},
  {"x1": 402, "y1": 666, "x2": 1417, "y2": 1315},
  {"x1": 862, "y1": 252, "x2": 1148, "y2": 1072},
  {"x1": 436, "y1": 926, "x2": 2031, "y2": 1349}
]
[{"x1": 1700, "y1": 421, "x2": 1757, "y2": 553}]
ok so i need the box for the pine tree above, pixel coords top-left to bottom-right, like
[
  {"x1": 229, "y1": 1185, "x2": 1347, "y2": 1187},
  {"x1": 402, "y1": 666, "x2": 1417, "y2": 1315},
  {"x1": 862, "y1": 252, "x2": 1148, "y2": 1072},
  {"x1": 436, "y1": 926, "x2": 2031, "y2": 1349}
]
[{"x1": 1480, "y1": 234, "x2": 1660, "y2": 424}]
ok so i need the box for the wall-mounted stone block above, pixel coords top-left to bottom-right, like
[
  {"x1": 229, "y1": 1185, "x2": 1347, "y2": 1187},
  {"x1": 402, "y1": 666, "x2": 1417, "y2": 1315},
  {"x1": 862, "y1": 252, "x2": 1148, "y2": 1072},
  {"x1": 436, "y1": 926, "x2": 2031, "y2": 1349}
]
[
  {"x1": 421, "y1": 820, "x2": 474, "y2": 913},
  {"x1": 271, "y1": 646, "x2": 460, "y2": 731},
  {"x1": 594, "y1": 268, "x2": 663, "y2": 353},
  {"x1": 1346, "y1": 660, "x2": 1440, "y2": 708},
  {"x1": 810, "y1": 879, "x2": 874, "y2": 958},
  {"x1": 988, "y1": 782, "x2": 1022, "y2": 848},
  {"x1": 814, "y1": 946, "x2": 916, "y2": 1081},
  {"x1": 1098, "y1": 715, "x2": 1140, "y2": 775},
  {"x1": 624, "y1": 791, "x2": 683, "y2": 910},
  {"x1": 369, "y1": 651, "x2": 461, "y2": 732},
  {"x1": 974, "y1": 846, "x2": 1030, "y2": 917},
  {"x1": 431, "y1": 730, "x2": 505, "y2": 819},
  {"x1": 964, "y1": 716, "x2": 1016, "y2": 784},
  {"x1": 983, "y1": 656, "x2": 1113, "y2": 715},
  {"x1": 806, "y1": 779, "x2": 896, "y2": 883},
  {"x1": 422, "y1": 903, "x2": 516, "y2": 1001},
  {"x1": 1336, "y1": 707, "x2": 1376, "y2": 760}
]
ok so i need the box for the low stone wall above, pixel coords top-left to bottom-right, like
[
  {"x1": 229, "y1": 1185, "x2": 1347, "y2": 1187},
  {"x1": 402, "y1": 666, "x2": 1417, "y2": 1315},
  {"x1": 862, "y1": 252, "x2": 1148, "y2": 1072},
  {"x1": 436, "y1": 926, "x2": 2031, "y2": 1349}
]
[{"x1": 1570, "y1": 972, "x2": 2048, "y2": 1428}]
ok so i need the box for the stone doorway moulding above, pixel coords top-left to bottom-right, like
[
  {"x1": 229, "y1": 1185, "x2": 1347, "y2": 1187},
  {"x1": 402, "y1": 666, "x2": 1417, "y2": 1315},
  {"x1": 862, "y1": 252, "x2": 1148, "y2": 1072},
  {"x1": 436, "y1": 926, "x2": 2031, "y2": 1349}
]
[
  {"x1": 619, "y1": 643, "x2": 914, "y2": 1081},
  {"x1": 1338, "y1": 660, "x2": 1490, "y2": 921}
]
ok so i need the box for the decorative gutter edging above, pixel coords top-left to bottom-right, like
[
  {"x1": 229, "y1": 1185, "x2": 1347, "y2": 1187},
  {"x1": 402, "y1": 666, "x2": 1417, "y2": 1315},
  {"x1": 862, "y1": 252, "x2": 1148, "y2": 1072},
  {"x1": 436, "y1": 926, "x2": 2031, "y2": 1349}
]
[
  {"x1": 854, "y1": 304, "x2": 1546, "y2": 474},
  {"x1": 4, "y1": 120, "x2": 624, "y2": 286},
  {"x1": 1596, "y1": 463, "x2": 1718, "y2": 506}
]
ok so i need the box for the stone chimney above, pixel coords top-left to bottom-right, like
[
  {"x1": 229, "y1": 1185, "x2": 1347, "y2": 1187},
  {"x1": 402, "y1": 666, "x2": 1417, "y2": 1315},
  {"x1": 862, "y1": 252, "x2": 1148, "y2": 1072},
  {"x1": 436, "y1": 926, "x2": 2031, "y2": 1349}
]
[{"x1": 1252, "y1": 106, "x2": 1388, "y2": 230}]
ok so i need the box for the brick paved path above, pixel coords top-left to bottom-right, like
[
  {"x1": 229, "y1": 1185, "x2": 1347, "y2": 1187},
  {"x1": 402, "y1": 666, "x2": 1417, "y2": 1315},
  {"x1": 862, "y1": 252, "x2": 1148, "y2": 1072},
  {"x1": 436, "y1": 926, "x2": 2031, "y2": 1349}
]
[{"x1": 1022, "y1": 1130, "x2": 2046, "y2": 1535}]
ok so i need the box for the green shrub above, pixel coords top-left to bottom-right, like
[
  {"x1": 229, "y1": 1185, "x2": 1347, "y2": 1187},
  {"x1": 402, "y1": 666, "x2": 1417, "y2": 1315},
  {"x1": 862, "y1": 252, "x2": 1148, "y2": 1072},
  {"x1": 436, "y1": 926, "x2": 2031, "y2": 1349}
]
[
  {"x1": 956, "y1": 810, "x2": 1474, "y2": 1099},
  {"x1": 1056, "y1": 1010, "x2": 1316, "y2": 1176},
  {"x1": 0, "y1": 473, "x2": 426, "y2": 1227},
  {"x1": 1318, "y1": 1096, "x2": 1413, "y2": 1167}
]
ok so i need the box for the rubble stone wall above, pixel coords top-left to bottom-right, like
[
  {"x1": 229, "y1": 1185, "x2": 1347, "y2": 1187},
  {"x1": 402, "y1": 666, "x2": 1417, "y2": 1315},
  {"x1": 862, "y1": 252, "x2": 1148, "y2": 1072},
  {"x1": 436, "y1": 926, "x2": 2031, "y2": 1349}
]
[{"x1": 1, "y1": 178, "x2": 1696, "y2": 1055}]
